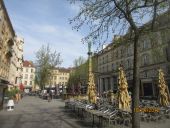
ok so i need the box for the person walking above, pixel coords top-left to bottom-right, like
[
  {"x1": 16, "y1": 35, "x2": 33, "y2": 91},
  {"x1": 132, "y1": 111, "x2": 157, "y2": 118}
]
[
  {"x1": 47, "y1": 89, "x2": 52, "y2": 102},
  {"x1": 49, "y1": 90, "x2": 53, "y2": 101}
]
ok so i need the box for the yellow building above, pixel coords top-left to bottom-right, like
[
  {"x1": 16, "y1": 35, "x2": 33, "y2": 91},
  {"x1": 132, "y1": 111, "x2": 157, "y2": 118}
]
[
  {"x1": 0, "y1": 0, "x2": 15, "y2": 109},
  {"x1": 47, "y1": 68, "x2": 71, "y2": 88}
]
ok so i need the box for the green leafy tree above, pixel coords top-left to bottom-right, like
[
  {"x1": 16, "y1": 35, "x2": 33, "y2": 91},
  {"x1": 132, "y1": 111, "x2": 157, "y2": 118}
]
[
  {"x1": 68, "y1": 56, "x2": 87, "y2": 86},
  {"x1": 74, "y1": 56, "x2": 86, "y2": 68},
  {"x1": 35, "y1": 44, "x2": 62, "y2": 90},
  {"x1": 5, "y1": 88, "x2": 18, "y2": 99},
  {"x1": 68, "y1": 55, "x2": 97, "y2": 90},
  {"x1": 69, "y1": 0, "x2": 169, "y2": 127}
]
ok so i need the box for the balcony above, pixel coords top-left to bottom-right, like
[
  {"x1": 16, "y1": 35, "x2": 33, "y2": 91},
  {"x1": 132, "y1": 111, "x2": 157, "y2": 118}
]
[
  {"x1": 6, "y1": 47, "x2": 13, "y2": 58},
  {"x1": 16, "y1": 71, "x2": 22, "y2": 78},
  {"x1": 6, "y1": 38, "x2": 14, "y2": 46}
]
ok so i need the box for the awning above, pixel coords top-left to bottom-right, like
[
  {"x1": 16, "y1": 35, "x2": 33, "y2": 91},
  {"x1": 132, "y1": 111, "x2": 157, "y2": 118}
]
[{"x1": 0, "y1": 79, "x2": 9, "y2": 88}]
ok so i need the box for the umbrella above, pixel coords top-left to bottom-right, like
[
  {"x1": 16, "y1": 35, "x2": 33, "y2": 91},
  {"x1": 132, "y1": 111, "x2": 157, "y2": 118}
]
[
  {"x1": 118, "y1": 67, "x2": 131, "y2": 111},
  {"x1": 158, "y1": 69, "x2": 170, "y2": 107}
]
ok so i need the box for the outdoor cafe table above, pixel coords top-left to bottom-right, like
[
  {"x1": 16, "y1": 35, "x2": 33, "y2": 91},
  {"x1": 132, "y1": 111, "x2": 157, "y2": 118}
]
[
  {"x1": 75, "y1": 105, "x2": 86, "y2": 119},
  {"x1": 85, "y1": 109, "x2": 105, "y2": 128}
]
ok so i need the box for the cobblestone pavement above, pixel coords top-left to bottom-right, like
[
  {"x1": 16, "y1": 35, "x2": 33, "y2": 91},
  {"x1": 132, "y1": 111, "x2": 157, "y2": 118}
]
[{"x1": 0, "y1": 96, "x2": 170, "y2": 128}]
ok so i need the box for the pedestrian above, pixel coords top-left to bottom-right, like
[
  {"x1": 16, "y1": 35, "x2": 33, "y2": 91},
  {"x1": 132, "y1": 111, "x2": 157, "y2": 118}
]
[{"x1": 49, "y1": 90, "x2": 53, "y2": 100}]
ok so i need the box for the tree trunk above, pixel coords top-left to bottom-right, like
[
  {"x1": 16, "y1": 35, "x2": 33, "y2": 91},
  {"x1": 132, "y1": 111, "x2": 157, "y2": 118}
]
[{"x1": 132, "y1": 33, "x2": 140, "y2": 128}]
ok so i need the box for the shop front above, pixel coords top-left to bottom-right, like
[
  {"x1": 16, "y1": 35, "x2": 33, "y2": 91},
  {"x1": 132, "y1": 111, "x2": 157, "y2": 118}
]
[{"x1": 0, "y1": 79, "x2": 8, "y2": 110}]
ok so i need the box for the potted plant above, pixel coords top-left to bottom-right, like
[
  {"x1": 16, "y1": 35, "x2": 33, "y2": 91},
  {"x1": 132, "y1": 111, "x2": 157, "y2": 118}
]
[{"x1": 5, "y1": 89, "x2": 15, "y2": 100}]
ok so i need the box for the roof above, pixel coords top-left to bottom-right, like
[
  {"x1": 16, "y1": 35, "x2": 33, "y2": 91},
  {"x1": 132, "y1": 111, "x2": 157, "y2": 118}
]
[
  {"x1": 59, "y1": 68, "x2": 71, "y2": 73},
  {"x1": 23, "y1": 60, "x2": 34, "y2": 67},
  {"x1": 53, "y1": 67, "x2": 72, "y2": 73},
  {"x1": 97, "y1": 10, "x2": 170, "y2": 55}
]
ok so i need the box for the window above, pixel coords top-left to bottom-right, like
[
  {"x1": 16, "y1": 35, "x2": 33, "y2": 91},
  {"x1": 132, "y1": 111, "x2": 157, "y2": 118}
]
[
  {"x1": 143, "y1": 39, "x2": 150, "y2": 50},
  {"x1": 143, "y1": 54, "x2": 149, "y2": 66},
  {"x1": 127, "y1": 60, "x2": 130, "y2": 69},
  {"x1": 54, "y1": 76, "x2": 57, "y2": 80},
  {"x1": 26, "y1": 69, "x2": 28, "y2": 72},
  {"x1": 116, "y1": 51, "x2": 118, "y2": 58},
  {"x1": 106, "y1": 55, "x2": 108, "y2": 62},
  {"x1": 30, "y1": 75, "x2": 33, "y2": 79},
  {"x1": 31, "y1": 69, "x2": 33, "y2": 73},
  {"x1": 24, "y1": 81, "x2": 27, "y2": 85},
  {"x1": 65, "y1": 77, "x2": 67, "y2": 80},
  {"x1": 15, "y1": 78, "x2": 17, "y2": 84},
  {"x1": 144, "y1": 55, "x2": 147, "y2": 65},
  {"x1": 25, "y1": 74, "x2": 28, "y2": 79},
  {"x1": 30, "y1": 81, "x2": 32, "y2": 85},
  {"x1": 112, "y1": 63, "x2": 115, "y2": 70},
  {"x1": 127, "y1": 46, "x2": 131, "y2": 56}
]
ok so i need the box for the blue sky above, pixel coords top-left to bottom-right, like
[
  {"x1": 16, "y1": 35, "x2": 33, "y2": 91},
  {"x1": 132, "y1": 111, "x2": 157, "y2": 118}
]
[{"x1": 4, "y1": 0, "x2": 91, "y2": 68}]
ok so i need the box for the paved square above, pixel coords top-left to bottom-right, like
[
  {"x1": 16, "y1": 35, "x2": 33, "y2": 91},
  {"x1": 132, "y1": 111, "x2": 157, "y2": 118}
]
[{"x1": 0, "y1": 96, "x2": 170, "y2": 128}]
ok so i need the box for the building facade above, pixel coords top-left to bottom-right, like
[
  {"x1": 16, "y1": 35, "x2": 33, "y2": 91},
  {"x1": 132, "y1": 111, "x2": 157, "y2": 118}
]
[
  {"x1": 48, "y1": 68, "x2": 70, "y2": 88},
  {"x1": 8, "y1": 36, "x2": 24, "y2": 88},
  {"x1": 0, "y1": 0, "x2": 15, "y2": 109},
  {"x1": 22, "y1": 61, "x2": 35, "y2": 93},
  {"x1": 97, "y1": 11, "x2": 170, "y2": 98}
]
